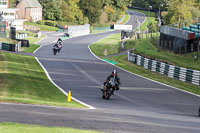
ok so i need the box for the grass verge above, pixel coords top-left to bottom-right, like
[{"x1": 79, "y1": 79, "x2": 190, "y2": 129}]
[
  {"x1": 89, "y1": 33, "x2": 200, "y2": 95},
  {"x1": 102, "y1": 55, "x2": 200, "y2": 95},
  {"x1": 91, "y1": 12, "x2": 129, "y2": 34},
  {"x1": 120, "y1": 13, "x2": 130, "y2": 24},
  {"x1": 0, "y1": 52, "x2": 85, "y2": 108},
  {"x1": 129, "y1": 8, "x2": 157, "y2": 31},
  {"x1": 125, "y1": 39, "x2": 200, "y2": 71},
  {"x1": 22, "y1": 35, "x2": 45, "y2": 53},
  {"x1": 0, "y1": 38, "x2": 19, "y2": 44},
  {"x1": 89, "y1": 33, "x2": 121, "y2": 56},
  {"x1": 0, "y1": 122, "x2": 103, "y2": 133},
  {"x1": 25, "y1": 22, "x2": 58, "y2": 31}
]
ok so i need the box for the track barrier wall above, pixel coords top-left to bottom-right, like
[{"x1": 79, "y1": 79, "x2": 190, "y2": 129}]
[{"x1": 128, "y1": 52, "x2": 200, "y2": 86}]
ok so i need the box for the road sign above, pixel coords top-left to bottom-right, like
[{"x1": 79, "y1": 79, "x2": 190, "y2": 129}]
[{"x1": 114, "y1": 24, "x2": 133, "y2": 31}]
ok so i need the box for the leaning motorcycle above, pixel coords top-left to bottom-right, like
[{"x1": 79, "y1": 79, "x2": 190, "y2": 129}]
[
  {"x1": 102, "y1": 78, "x2": 116, "y2": 100},
  {"x1": 52, "y1": 46, "x2": 59, "y2": 55},
  {"x1": 57, "y1": 42, "x2": 62, "y2": 53}
]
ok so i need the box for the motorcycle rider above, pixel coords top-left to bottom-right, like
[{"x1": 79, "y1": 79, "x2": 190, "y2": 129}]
[
  {"x1": 53, "y1": 43, "x2": 59, "y2": 49},
  {"x1": 103, "y1": 70, "x2": 121, "y2": 92},
  {"x1": 57, "y1": 37, "x2": 62, "y2": 43},
  {"x1": 198, "y1": 105, "x2": 200, "y2": 117}
]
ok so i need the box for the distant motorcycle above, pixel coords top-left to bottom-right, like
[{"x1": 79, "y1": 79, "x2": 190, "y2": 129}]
[{"x1": 102, "y1": 77, "x2": 116, "y2": 100}]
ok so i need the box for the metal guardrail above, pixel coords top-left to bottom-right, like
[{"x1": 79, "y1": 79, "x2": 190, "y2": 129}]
[
  {"x1": 128, "y1": 52, "x2": 200, "y2": 86},
  {"x1": 94, "y1": 26, "x2": 110, "y2": 31}
]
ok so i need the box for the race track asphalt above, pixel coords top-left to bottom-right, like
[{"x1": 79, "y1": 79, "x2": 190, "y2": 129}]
[{"x1": 0, "y1": 11, "x2": 200, "y2": 133}]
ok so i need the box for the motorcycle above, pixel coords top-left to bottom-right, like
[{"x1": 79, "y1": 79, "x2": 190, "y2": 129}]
[
  {"x1": 102, "y1": 77, "x2": 116, "y2": 100},
  {"x1": 52, "y1": 46, "x2": 59, "y2": 55},
  {"x1": 198, "y1": 106, "x2": 200, "y2": 117},
  {"x1": 57, "y1": 41, "x2": 62, "y2": 53}
]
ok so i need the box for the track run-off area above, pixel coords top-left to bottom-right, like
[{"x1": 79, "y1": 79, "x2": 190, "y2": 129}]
[{"x1": 1, "y1": 11, "x2": 200, "y2": 133}]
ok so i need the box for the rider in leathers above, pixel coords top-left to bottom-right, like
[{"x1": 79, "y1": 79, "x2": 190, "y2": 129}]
[{"x1": 103, "y1": 70, "x2": 121, "y2": 92}]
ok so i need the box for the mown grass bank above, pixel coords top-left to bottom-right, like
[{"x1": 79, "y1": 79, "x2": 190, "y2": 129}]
[
  {"x1": 89, "y1": 34, "x2": 200, "y2": 95},
  {"x1": 0, "y1": 123, "x2": 103, "y2": 133},
  {"x1": 125, "y1": 39, "x2": 200, "y2": 71},
  {"x1": 25, "y1": 22, "x2": 58, "y2": 31},
  {"x1": 120, "y1": 13, "x2": 130, "y2": 24},
  {"x1": 91, "y1": 13, "x2": 130, "y2": 34},
  {"x1": 22, "y1": 35, "x2": 45, "y2": 53},
  {"x1": 90, "y1": 33, "x2": 121, "y2": 56},
  {"x1": 0, "y1": 52, "x2": 85, "y2": 108}
]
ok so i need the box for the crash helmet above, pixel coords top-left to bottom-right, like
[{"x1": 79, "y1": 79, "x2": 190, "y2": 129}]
[{"x1": 112, "y1": 70, "x2": 117, "y2": 76}]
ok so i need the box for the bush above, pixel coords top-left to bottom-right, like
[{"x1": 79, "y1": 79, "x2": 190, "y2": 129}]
[
  {"x1": 44, "y1": 20, "x2": 57, "y2": 27},
  {"x1": 37, "y1": 20, "x2": 45, "y2": 25}
]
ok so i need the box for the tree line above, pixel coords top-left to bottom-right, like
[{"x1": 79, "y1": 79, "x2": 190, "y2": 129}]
[
  {"x1": 38, "y1": 0, "x2": 132, "y2": 25},
  {"x1": 132, "y1": 0, "x2": 200, "y2": 25}
]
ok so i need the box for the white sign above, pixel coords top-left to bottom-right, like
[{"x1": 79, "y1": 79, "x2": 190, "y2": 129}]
[{"x1": 114, "y1": 24, "x2": 132, "y2": 30}]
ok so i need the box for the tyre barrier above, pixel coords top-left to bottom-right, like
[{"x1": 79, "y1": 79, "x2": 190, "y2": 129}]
[
  {"x1": 1, "y1": 42, "x2": 21, "y2": 52},
  {"x1": 128, "y1": 52, "x2": 200, "y2": 86},
  {"x1": 16, "y1": 33, "x2": 27, "y2": 39}
]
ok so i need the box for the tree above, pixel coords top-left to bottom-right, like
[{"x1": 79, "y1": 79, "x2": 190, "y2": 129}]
[
  {"x1": 148, "y1": 22, "x2": 157, "y2": 33},
  {"x1": 79, "y1": 0, "x2": 103, "y2": 24},
  {"x1": 164, "y1": 0, "x2": 195, "y2": 24},
  {"x1": 61, "y1": 0, "x2": 88, "y2": 24},
  {"x1": 38, "y1": 0, "x2": 63, "y2": 20}
]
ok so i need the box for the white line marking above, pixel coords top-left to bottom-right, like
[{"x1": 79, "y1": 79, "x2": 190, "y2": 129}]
[
  {"x1": 0, "y1": 102, "x2": 90, "y2": 110},
  {"x1": 33, "y1": 45, "x2": 42, "y2": 54},
  {"x1": 88, "y1": 20, "x2": 200, "y2": 99},
  {"x1": 35, "y1": 57, "x2": 96, "y2": 109}
]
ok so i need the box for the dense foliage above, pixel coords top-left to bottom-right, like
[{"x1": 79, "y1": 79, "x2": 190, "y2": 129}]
[
  {"x1": 10, "y1": 0, "x2": 199, "y2": 25},
  {"x1": 37, "y1": 0, "x2": 132, "y2": 24},
  {"x1": 132, "y1": 0, "x2": 200, "y2": 25},
  {"x1": 164, "y1": 0, "x2": 200, "y2": 24}
]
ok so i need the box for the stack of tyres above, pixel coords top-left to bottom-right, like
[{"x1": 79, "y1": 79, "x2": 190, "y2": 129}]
[{"x1": 2, "y1": 43, "x2": 10, "y2": 51}]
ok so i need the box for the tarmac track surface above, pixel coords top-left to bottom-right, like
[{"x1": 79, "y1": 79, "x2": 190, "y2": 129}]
[{"x1": 1, "y1": 11, "x2": 200, "y2": 133}]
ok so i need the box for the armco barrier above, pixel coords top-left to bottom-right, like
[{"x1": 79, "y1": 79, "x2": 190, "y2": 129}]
[
  {"x1": 94, "y1": 27, "x2": 110, "y2": 30},
  {"x1": 128, "y1": 52, "x2": 200, "y2": 86}
]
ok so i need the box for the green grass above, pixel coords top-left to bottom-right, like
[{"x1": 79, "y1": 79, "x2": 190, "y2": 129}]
[
  {"x1": 91, "y1": 12, "x2": 129, "y2": 34},
  {"x1": 25, "y1": 22, "x2": 58, "y2": 31},
  {"x1": 22, "y1": 35, "x2": 45, "y2": 53},
  {"x1": 0, "y1": 52, "x2": 85, "y2": 108},
  {"x1": 125, "y1": 39, "x2": 200, "y2": 71},
  {"x1": 129, "y1": 8, "x2": 155, "y2": 17},
  {"x1": 89, "y1": 33, "x2": 200, "y2": 95},
  {"x1": 91, "y1": 30, "x2": 112, "y2": 34},
  {"x1": 89, "y1": 33, "x2": 121, "y2": 56},
  {"x1": 102, "y1": 55, "x2": 200, "y2": 95},
  {"x1": 17, "y1": 30, "x2": 37, "y2": 37},
  {"x1": 120, "y1": 13, "x2": 130, "y2": 24},
  {"x1": 139, "y1": 17, "x2": 157, "y2": 31},
  {"x1": 0, "y1": 38, "x2": 19, "y2": 44},
  {"x1": 129, "y1": 8, "x2": 157, "y2": 31},
  {"x1": 0, "y1": 122, "x2": 103, "y2": 133}
]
